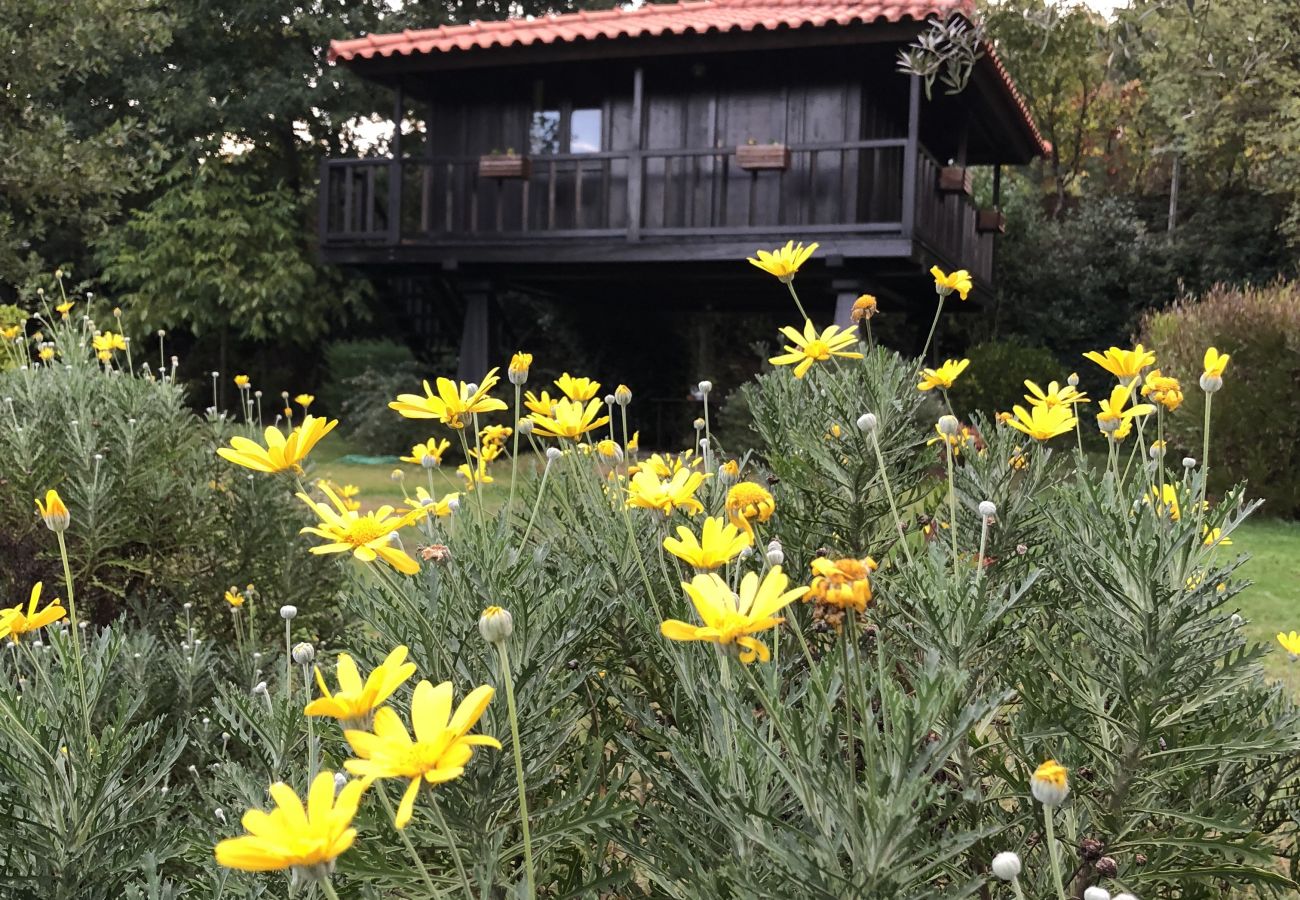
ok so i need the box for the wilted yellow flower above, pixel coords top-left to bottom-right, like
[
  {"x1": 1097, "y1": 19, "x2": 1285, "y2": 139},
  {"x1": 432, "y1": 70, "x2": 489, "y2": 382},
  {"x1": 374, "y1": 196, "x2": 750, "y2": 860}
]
[
  {"x1": 769, "y1": 320, "x2": 863, "y2": 378},
  {"x1": 214, "y1": 770, "x2": 365, "y2": 873},
  {"x1": 1083, "y1": 345, "x2": 1155, "y2": 381},
  {"x1": 726, "y1": 481, "x2": 775, "y2": 538},
  {"x1": 929, "y1": 266, "x2": 973, "y2": 300},
  {"x1": 1030, "y1": 760, "x2": 1069, "y2": 806},
  {"x1": 296, "y1": 484, "x2": 423, "y2": 575},
  {"x1": 1096, "y1": 386, "x2": 1153, "y2": 435},
  {"x1": 35, "y1": 489, "x2": 71, "y2": 531},
  {"x1": 529, "y1": 397, "x2": 609, "y2": 440},
  {"x1": 555, "y1": 373, "x2": 601, "y2": 402},
  {"x1": 747, "y1": 240, "x2": 818, "y2": 283},
  {"x1": 660, "y1": 567, "x2": 808, "y2": 663},
  {"x1": 1004, "y1": 404, "x2": 1077, "y2": 441},
  {"x1": 508, "y1": 351, "x2": 532, "y2": 385},
  {"x1": 806, "y1": 556, "x2": 878, "y2": 613},
  {"x1": 344, "y1": 680, "x2": 500, "y2": 829},
  {"x1": 0, "y1": 582, "x2": 67, "y2": 643},
  {"x1": 224, "y1": 587, "x2": 246, "y2": 609},
  {"x1": 1140, "y1": 369, "x2": 1183, "y2": 411},
  {"x1": 217, "y1": 416, "x2": 337, "y2": 474},
  {"x1": 1024, "y1": 380, "x2": 1088, "y2": 408},
  {"x1": 1277, "y1": 631, "x2": 1300, "y2": 655},
  {"x1": 663, "y1": 516, "x2": 752, "y2": 570},
  {"x1": 917, "y1": 358, "x2": 970, "y2": 392},
  {"x1": 306, "y1": 646, "x2": 416, "y2": 722},
  {"x1": 626, "y1": 468, "x2": 708, "y2": 516},
  {"x1": 849, "y1": 294, "x2": 878, "y2": 321},
  {"x1": 55, "y1": 301, "x2": 75, "y2": 319},
  {"x1": 401, "y1": 438, "x2": 450, "y2": 468},
  {"x1": 390, "y1": 370, "x2": 508, "y2": 429}
]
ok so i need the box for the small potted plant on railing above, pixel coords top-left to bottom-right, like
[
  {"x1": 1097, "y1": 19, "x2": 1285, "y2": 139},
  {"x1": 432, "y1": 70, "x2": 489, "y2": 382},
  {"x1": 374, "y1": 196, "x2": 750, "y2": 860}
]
[
  {"x1": 938, "y1": 161, "x2": 972, "y2": 196},
  {"x1": 736, "y1": 139, "x2": 791, "y2": 172},
  {"x1": 478, "y1": 148, "x2": 531, "y2": 180},
  {"x1": 976, "y1": 208, "x2": 1006, "y2": 233}
]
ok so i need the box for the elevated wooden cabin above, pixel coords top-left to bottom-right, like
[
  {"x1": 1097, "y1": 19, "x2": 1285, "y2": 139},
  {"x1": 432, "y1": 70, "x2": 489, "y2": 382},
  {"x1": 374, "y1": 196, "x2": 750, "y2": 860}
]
[{"x1": 322, "y1": 0, "x2": 1046, "y2": 379}]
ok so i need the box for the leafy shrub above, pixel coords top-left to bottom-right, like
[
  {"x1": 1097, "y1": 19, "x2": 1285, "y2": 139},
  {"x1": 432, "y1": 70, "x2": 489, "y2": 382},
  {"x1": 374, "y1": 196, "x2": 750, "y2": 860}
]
[
  {"x1": 0, "y1": 292, "x2": 341, "y2": 633},
  {"x1": 947, "y1": 339, "x2": 1061, "y2": 418},
  {"x1": 1141, "y1": 280, "x2": 1300, "y2": 515},
  {"x1": 318, "y1": 338, "x2": 417, "y2": 415}
]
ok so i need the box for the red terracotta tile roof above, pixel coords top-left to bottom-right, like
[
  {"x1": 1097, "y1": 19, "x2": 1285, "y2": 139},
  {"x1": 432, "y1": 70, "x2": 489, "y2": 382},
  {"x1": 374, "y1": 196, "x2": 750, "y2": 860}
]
[{"x1": 330, "y1": 0, "x2": 1046, "y2": 155}]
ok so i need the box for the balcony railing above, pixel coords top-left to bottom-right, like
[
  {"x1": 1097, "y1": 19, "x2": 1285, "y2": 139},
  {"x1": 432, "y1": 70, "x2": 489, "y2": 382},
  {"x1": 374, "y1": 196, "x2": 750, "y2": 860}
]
[{"x1": 318, "y1": 138, "x2": 991, "y2": 279}]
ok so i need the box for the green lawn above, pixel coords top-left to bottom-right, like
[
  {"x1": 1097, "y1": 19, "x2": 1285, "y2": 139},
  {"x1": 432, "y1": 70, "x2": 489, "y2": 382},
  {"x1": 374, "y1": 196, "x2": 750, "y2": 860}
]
[{"x1": 1228, "y1": 518, "x2": 1300, "y2": 696}]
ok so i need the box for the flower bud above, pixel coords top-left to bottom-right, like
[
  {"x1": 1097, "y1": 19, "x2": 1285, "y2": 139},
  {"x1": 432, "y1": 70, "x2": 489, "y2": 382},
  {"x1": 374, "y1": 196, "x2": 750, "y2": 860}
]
[
  {"x1": 1113, "y1": 895, "x2": 1138, "y2": 900},
  {"x1": 1030, "y1": 759, "x2": 1069, "y2": 806},
  {"x1": 856, "y1": 413, "x2": 878, "y2": 433},
  {"x1": 698, "y1": 380, "x2": 713, "y2": 395},
  {"x1": 448, "y1": 497, "x2": 461, "y2": 513},
  {"x1": 479, "y1": 606, "x2": 513, "y2": 643},
  {"x1": 1083, "y1": 888, "x2": 1111, "y2": 900},
  {"x1": 1199, "y1": 373, "x2": 1222, "y2": 393},
  {"x1": 603, "y1": 394, "x2": 616, "y2": 406},
  {"x1": 1094, "y1": 857, "x2": 1118, "y2": 879},
  {"x1": 279, "y1": 605, "x2": 297, "y2": 620},
  {"x1": 1149, "y1": 441, "x2": 1165, "y2": 459},
  {"x1": 990, "y1": 852, "x2": 1021, "y2": 881},
  {"x1": 545, "y1": 447, "x2": 562, "y2": 462},
  {"x1": 215, "y1": 807, "x2": 227, "y2": 824},
  {"x1": 765, "y1": 539, "x2": 784, "y2": 567},
  {"x1": 1067, "y1": 372, "x2": 1080, "y2": 387},
  {"x1": 508, "y1": 351, "x2": 532, "y2": 385},
  {"x1": 35, "y1": 489, "x2": 70, "y2": 532},
  {"x1": 739, "y1": 546, "x2": 754, "y2": 560},
  {"x1": 291, "y1": 642, "x2": 315, "y2": 665},
  {"x1": 1098, "y1": 416, "x2": 1120, "y2": 434},
  {"x1": 719, "y1": 460, "x2": 739, "y2": 484},
  {"x1": 614, "y1": 384, "x2": 632, "y2": 406},
  {"x1": 1182, "y1": 457, "x2": 1196, "y2": 469},
  {"x1": 937, "y1": 415, "x2": 959, "y2": 437},
  {"x1": 183, "y1": 602, "x2": 193, "y2": 611},
  {"x1": 334, "y1": 771, "x2": 349, "y2": 793},
  {"x1": 978, "y1": 500, "x2": 997, "y2": 519},
  {"x1": 1230, "y1": 613, "x2": 1243, "y2": 627},
  {"x1": 252, "y1": 681, "x2": 268, "y2": 695},
  {"x1": 517, "y1": 418, "x2": 535, "y2": 435},
  {"x1": 693, "y1": 417, "x2": 705, "y2": 431}
]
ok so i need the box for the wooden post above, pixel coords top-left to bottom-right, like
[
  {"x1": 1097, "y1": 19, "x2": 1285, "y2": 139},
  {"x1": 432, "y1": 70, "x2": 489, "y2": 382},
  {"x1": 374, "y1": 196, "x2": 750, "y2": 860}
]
[
  {"x1": 627, "y1": 66, "x2": 644, "y2": 241},
  {"x1": 900, "y1": 75, "x2": 921, "y2": 240},
  {"x1": 388, "y1": 83, "x2": 404, "y2": 245},
  {"x1": 316, "y1": 158, "x2": 330, "y2": 242},
  {"x1": 456, "y1": 282, "x2": 492, "y2": 383}
]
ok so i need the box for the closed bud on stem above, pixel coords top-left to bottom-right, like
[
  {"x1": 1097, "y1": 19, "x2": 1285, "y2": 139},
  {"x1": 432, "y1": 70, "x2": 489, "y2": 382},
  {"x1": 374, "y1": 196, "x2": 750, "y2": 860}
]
[
  {"x1": 36, "y1": 489, "x2": 70, "y2": 532},
  {"x1": 291, "y1": 642, "x2": 315, "y2": 665},
  {"x1": 1199, "y1": 373, "x2": 1223, "y2": 393},
  {"x1": 604, "y1": 394, "x2": 616, "y2": 406},
  {"x1": 614, "y1": 384, "x2": 632, "y2": 406},
  {"x1": 517, "y1": 418, "x2": 535, "y2": 435},
  {"x1": 698, "y1": 380, "x2": 712, "y2": 395},
  {"x1": 693, "y1": 417, "x2": 705, "y2": 431},
  {"x1": 1067, "y1": 372, "x2": 1080, "y2": 387},
  {"x1": 545, "y1": 447, "x2": 562, "y2": 462},
  {"x1": 856, "y1": 412, "x2": 878, "y2": 433},
  {"x1": 252, "y1": 681, "x2": 268, "y2": 695},
  {"x1": 1083, "y1": 888, "x2": 1111, "y2": 900},
  {"x1": 937, "y1": 415, "x2": 959, "y2": 437},
  {"x1": 990, "y1": 852, "x2": 1021, "y2": 881},
  {"x1": 978, "y1": 500, "x2": 997, "y2": 519},
  {"x1": 279, "y1": 605, "x2": 297, "y2": 620},
  {"x1": 765, "y1": 539, "x2": 784, "y2": 567},
  {"x1": 479, "y1": 605, "x2": 513, "y2": 644},
  {"x1": 1182, "y1": 457, "x2": 1197, "y2": 469}
]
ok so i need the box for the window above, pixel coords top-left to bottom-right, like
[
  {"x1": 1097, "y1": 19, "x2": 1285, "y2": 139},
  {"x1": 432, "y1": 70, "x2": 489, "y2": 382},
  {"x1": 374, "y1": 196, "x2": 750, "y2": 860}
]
[{"x1": 528, "y1": 102, "x2": 603, "y2": 155}]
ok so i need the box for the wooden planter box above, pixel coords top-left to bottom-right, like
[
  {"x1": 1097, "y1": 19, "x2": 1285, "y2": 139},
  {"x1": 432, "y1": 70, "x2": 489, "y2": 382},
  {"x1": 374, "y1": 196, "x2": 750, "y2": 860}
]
[
  {"x1": 736, "y1": 144, "x2": 791, "y2": 172},
  {"x1": 478, "y1": 155, "x2": 531, "y2": 179},
  {"x1": 976, "y1": 209, "x2": 1006, "y2": 234},
  {"x1": 938, "y1": 165, "x2": 972, "y2": 196}
]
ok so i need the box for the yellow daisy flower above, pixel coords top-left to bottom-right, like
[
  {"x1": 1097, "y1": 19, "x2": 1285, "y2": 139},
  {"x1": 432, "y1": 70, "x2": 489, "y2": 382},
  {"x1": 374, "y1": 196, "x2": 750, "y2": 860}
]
[
  {"x1": 1083, "y1": 345, "x2": 1156, "y2": 381},
  {"x1": 663, "y1": 516, "x2": 752, "y2": 570},
  {"x1": 0, "y1": 582, "x2": 67, "y2": 643},
  {"x1": 390, "y1": 370, "x2": 508, "y2": 429},
  {"x1": 216, "y1": 416, "x2": 337, "y2": 474},
  {"x1": 305, "y1": 646, "x2": 417, "y2": 722},
  {"x1": 296, "y1": 484, "x2": 423, "y2": 575},
  {"x1": 660, "y1": 567, "x2": 808, "y2": 663},
  {"x1": 747, "y1": 240, "x2": 818, "y2": 283},
  {"x1": 214, "y1": 771, "x2": 365, "y2": 873},
  {"x1": 769, "y1": 320, "x2": 863, "y2": 378},
  {"x1": 917, "y1": 358, "x2": 970, "y2": 392}
]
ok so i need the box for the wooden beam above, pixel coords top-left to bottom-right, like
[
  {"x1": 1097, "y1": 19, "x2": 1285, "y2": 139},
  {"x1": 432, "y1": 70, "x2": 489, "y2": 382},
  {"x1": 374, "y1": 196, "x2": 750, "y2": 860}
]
[
  {"x1": 627, "y1": 65, "x2": 644, "y2": 241},
  {"x1": 900, "y1": 74, "x2": 920, "y2": 240},
  {"x1": 388, "y1": 83, "x2": 404, "y2": 244}
]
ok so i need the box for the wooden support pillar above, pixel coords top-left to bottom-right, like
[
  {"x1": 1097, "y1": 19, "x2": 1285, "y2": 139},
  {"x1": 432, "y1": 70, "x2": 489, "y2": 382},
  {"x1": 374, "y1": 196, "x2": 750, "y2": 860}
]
[
  {"x1": 387, "y1": 83, "x2": 404, "y2": 245},
  {"x1": 900, "y1": 75, "x2": 921, "y2": 240},
  {"x1": 456, "y1": 281, "x2": 493, "y2": 383},
  {"x1": 627, "y1": 66, "x2": 645, "y2": 241}
]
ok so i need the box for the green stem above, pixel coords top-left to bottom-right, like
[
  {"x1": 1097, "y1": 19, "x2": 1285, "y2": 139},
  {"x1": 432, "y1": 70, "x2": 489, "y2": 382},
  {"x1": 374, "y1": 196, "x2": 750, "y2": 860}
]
[
  {"x1": 376, "y1": 786, "x2": 443, "y2": 897},
  {"x1": 318, "y1": 879, "x2": 342, "y2": 900},
  {"x1": 55, "y1": 531, "x2": 91, "y2": 738},
  {"x1": 840, "y1": 613, "x2": 859, "y2": 826},
  {"x1": 495, "y1": 639, "x2": 535, "y2": 898},
  {"x1": 784, "y1": 280, "x2": 811, "y2": 324},
  {"x1": 508, "y1": 383, "x2": 522, "y2": 518},
  {"x1": 915, "y1": 294, "x2": 946, "y2": 376},
  {"x1": 518, "y1": 459, "x2": 553, "y2": 550},
  {"x1": 945, "y1": 441, "x2": 958, "y2": 576},
  {"x1": 868, "y1": 429, "x2": 914, "y2": 566},
  {"x1": 1198, "y1": 392, "x2": 1213, "y2": 534},
  {"x1": 430, "y1": 795, "x2": 475, "y2": 900},
  {"x1": 1043, "y1": 810, "x2": 1069, "y2": 900}
]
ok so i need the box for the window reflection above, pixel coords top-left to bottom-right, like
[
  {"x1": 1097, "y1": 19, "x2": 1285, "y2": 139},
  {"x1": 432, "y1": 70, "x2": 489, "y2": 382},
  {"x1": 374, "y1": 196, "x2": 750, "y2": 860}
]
[
  {"x1": 529, "y1": 110, "x2": 561, "y2": 155},
  {"x1": 570, "y1": 108, "x2": 602, "y2": 154}
]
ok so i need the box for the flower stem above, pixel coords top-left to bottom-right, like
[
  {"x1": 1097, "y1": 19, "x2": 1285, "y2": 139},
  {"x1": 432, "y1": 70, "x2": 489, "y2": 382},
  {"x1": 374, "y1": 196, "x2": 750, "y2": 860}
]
[
  {"x1": 1043, "y1": 810, "x2": 1069, "y2": 900},
  {"x1": 1198, "y1": 392, "x2": 1213, "y2": 532},
  {"x1": 375, "y1": 786, "x2": 443, "y2": 897},
  {"x1": 916, "y1": 294, "x2": 946, "y2": 376},
  {"x1": 319, "y1": 879, "x2": 343, "y2": 900},
  {"x1": 430, "y1": 795, "x2": 475, "y2": 900},
  {"x1": 494, "y1": 639, "x2": 535, "y2": 898},
  {"x1": 945, "y1": 441, "x2": 959, "y2": 576},
  {"x1": 784, "y1": 280, "x2": 811, "y2": 324},
  {"x1": 518, "y1": 458, "x2": 553, "y2": 550},
  {"x1": 508, "y1": 383, "x2": 522, "y2": 517},
  {"x1": 868, "y1": 429, "x2": 914, "y2": 566},
  {"x1": 55, "y1": 531, "x2": 91, "y2": 737}
]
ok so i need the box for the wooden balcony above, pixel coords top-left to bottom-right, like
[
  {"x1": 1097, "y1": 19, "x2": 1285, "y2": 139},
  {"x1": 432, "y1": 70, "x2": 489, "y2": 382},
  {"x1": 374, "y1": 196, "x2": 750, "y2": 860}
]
[{"x1": 317, "y1": 140, "x2": 993, "y2": 283}]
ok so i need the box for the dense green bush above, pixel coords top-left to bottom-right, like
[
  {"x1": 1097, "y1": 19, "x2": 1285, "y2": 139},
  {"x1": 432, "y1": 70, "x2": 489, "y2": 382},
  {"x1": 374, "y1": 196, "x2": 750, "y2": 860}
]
[
  {"x1": 946, "y1": 339, "x2": 1060, "y2": 419},
  {"x1": 1141, "y1": 280, "x2": 1300, "y2": 516},
  {"x1": 318, "y1": 338, "x2": 418, "y2": 415},
  {"x1": 0, "y1": 294, "x2": 342, "y2": 632}
]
